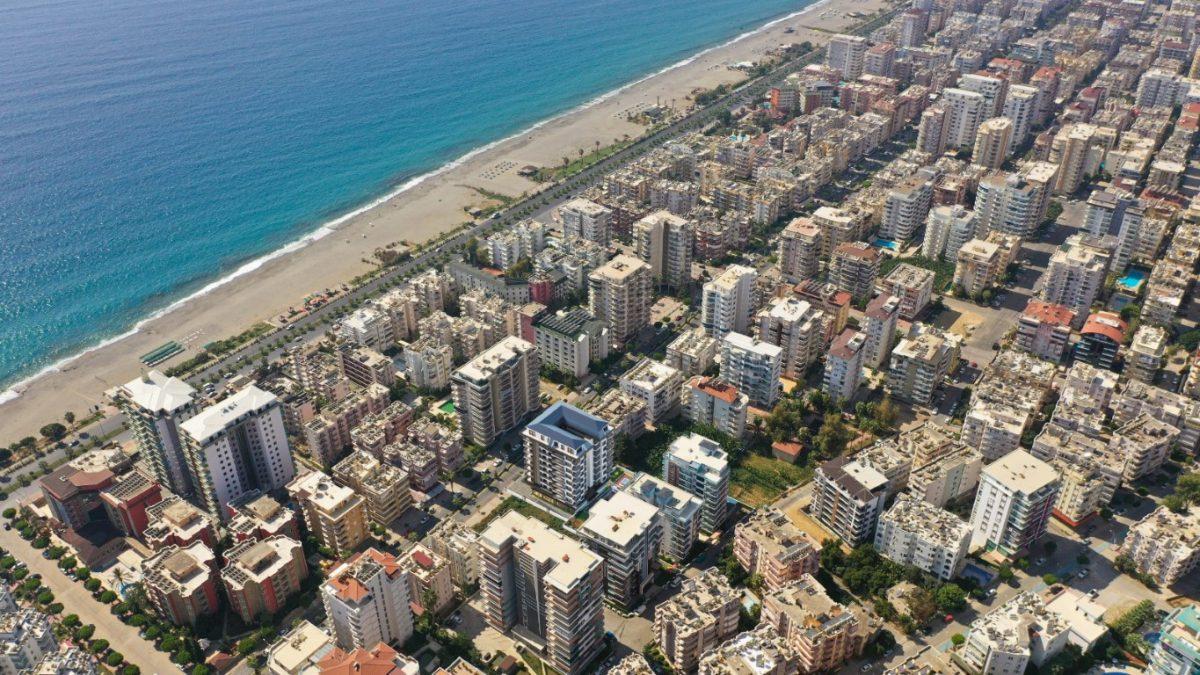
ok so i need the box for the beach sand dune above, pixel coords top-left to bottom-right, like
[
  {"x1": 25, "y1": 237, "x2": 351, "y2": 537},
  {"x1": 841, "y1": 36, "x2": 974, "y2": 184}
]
[{"x1": 0, "y1": 0, "x2": 889, "y2": 444}]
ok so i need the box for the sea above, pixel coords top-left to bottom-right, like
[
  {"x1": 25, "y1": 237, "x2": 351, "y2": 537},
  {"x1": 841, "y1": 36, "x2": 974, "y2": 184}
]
[{"x1": 0, "y1": 0, "x2": 811, "y2": 395}]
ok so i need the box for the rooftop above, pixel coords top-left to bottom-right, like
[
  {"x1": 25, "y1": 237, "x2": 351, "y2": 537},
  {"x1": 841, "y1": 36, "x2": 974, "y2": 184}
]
[
  {"x1": 181, "y1": 385, "x2": 278, "y2": 443},
  {"x1": 113, "y1": 370, "x2": 195, "y2": 413},
  {"x1": 982, "y1": 449, "x2": 1058, "y2": 494},
  {"x1": 581, "y1": 491, "x2": 659, "y2": 548},
  {"x1": 480, "y1": 511, "x2": 602, "y2": 592}
]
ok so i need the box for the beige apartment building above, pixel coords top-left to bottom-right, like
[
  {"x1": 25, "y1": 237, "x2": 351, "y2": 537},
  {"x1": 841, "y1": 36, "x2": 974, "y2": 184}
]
[{"x1": 287, "y1": 471, "x2": 368, "y2": 558}]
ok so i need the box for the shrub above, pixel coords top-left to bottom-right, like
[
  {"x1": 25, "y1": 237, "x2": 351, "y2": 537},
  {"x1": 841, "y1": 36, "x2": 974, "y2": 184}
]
[
  {"x1": 84, "y1": 578, "x2": 101, "y2": 592},
  {"x1": 47, "y1": 603, "x2": 63, "y2": 614},
  {"x1": 2, "y1": 509, "x2": 14, "y2": 519},
  {"x1": 106, "y1": 652, "x2": 124, "y2": 667},
  {"x1": 98, "y1": 590, "x2": 117, "y2": 604},
  {"x1": 1042, "y1": 574, "x2": 1059, "y2": 585},
  {"x1": 73, "y1": 625, "x2": 95, "y2": 641},
  {"x1": 90, "y1": 639, "x2": 109, "y2": 654},
  {"x1": 951, "y1": 633, "x2": 966, "y2": 646},
  {"x1": 62, "y1": 614, "x2": 80, "y2": 628},
  {"x1": 121, "y1": 667, "x2": 140, "y2": 675},
  {"x1": 36, "y1": 590, "x2": 53, "y2": 605}
]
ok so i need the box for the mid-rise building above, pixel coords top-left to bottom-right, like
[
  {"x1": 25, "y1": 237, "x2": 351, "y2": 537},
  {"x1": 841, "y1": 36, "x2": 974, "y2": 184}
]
[
  {"x1": 954, "y1": 236, "x2": 1014, "y2": 298},
  {"x1": 968, "y1": 450, "x2": 1060, "y2": 557},
  {"x1": 1039, "y1": 235, "x2": 1111, "y2": 321},
  {"x1": 0, "y1": 610, "x2": 57, "y2": 675},
  {"x1": 1015, "y1": 299, "x2": 1074, "y2": 362},
  {"x1": 1149, "y1": 605, "x2": 1200, "y2": 675},
  {"x1": 733, "y1": 507, "x2": 820, "y2": 592},
  {"x1": 288, "y1": 471, "x2": 368, "y2": 558},
  {"x1": 923, "y1": 204, "x2": 977, "y2": 262},
  {"x1": 757, "y1": 297, "x2": 825, "y2": 379},
  {"x1": 973, "y1": 118, "x2": 1014, "y2": 168},
  {"x1": 880, "y1": 178, "x2": 933, "y2": 244},
  {"x1": 322, "y1": 548, "x2": 415, "y2": 651},
  {"x1": 479, "y1": 512, "x2": 606, "y2": 675},
  {"x1": 666, "y1": 328, "x2": 719, "y2": 377},
  {"x1": 221, "y1": 535, "x2": 308, "y2": 623},
  {"x1": 654, "y1": 569, "x2": 741, "y2": 673},
  {"x1": 830, "y1": 242, "x2": 880, "y2": 302},
  {"x1": 878, "y1": 263, "x2": 934, "y2": 321},
  {"x1": 974, "y1": 165, "x2": 1055, "y2": 240},
  {"x1": 862, "y1": 294, "x2": 900, "y2": 370},
  {"x1": 702, "y1": 265, "x2": 757, "y2": 338},
  {"x1": 812, "y1": 456, "x2": 888, "y2": 546},
  {"x1": 619, "y1": 358, "x2": 683, "y2": 425},
  {"x1": 778, "y1": 217, "x2": 822, "y2": 280},
  {"x1": 633, "y1": 210, "x2": 693, "y2": 289},
  {"x1": 1119, "y1": 506, "x2": 1200, "y2": 588},
  {"x1": 403, "y1": 338, "x2": 453, "y2": 391},
  {"x1": 887, "y1": 328, "x2": 960, "y2": 405},
  {"x1": 108, "y1": 370, "x2": 198, "y2": 498},
  {"x1": 684, "y1": 376, "x2": 748, "y2": 439},
  {"x1": 399, "y1": 543, "x2": 455, "y2": 617},
  {"x1": 34, "y1": 648, "x2": 97, "y2": 675},
  {"x1": 560, "y1": 198, "x2": 612, "y2": 247},
  {"x1": 141, "y1": 542, "x2": 218, "y2": 626},
  {"x1": 332, "y1": 451, "x2": 412, "y2": 527},
  {"x1": 874, "y1": 495, "x2": 970, "y2": 580},
  {"x1": 144, "y1": 496, "x2": 218, "y2": 550},
  {"x1": 522, "y1": 402, "x2": 614, "y2": 511},
  {"x1": 179, "y1": 385, "x2": 297, "y2": 521},
  {"x1": 1127, "y1": 325, "x2": 1168, "y2": 385},
  {"x1": 942, "y1": 87, "x2": 988, "y2": 149},
  {"x1": 720, "y1": 332, "x2": 782, "y2": 409},
  {"x1": 761, "y1": 574, "x2": 872, "y2": 672},
  {"x1": 580, "y1": 491, "x2": 660, "y2": 608},
  {"x1": 589, "y1": 255, "x2": 653, "y2": 348},
  {"x1": 451, "y1": 336, "x2": 540, "y2": 446},
  {"x1": 624, "y1": 473, "x2": 701, "y2": 562},
  {"x1": 827, "y1": 34, "x2": 868, "y2": 79},
  {"x1": 824, "y1": 330, "x2": 866, "y2": 402},
  {"x1": 959, "y1": 592, "x2": 1076, "y2": 675},
  {"x1": 664, "y1": 433, "x2": 730, "y2": 534},
  {"x1": 533, "y1": 309, "x2": 609, "y2": 379},
  {"x1": 425, "y1": 520, "x2": 480, "y2": 589}
]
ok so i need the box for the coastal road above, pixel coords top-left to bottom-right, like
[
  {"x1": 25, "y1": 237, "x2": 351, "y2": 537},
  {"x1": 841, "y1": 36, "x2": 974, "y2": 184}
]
[
  {"x1": 181, "y1": 8, "x2": 902, "y2": 392},
  {"x1": 0, "y1": 526, "x2": 182, "y2": 675}
]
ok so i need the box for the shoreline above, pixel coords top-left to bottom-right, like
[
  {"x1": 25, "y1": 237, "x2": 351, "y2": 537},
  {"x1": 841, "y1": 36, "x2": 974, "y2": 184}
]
[{"x1": 0, "y1": 0, "x2": 889, "y2": 444}]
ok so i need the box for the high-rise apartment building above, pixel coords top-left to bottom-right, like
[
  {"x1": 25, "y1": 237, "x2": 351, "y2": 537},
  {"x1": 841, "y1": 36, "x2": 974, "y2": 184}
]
[
  {"x1": 829, "y1": 242, "x2": 880, "y2": 302},
  {"x1": 887, "y1": 329, "x2": 961, "y2": 405},
  {"x1": 880, "y1": 178, "x2": 933, "y2": 243},
  {"x1": 823, "y1": 330, "x2": 866, "y2": 403},
  {"x1": 812, "y1": 456, "x2": 888, "y2": 546},
  {"x1": 874, "y1": 494, "x2": 970, "y2": 580},
  {"x1": 140, "y1": 542, "x2": 219, "y2": 626},
  {"x1": 624, "y1": 473, "x2": 702, "y2": 562},
  {"x1": 826, "y1": 34, "x2": 869, "y2": 79},
  {"x1": 777, "y1": 217, "x2": 823, "y2": 281},
  {"x1": 451, "y1": 336, "x2": 540, "y2": 446},
  {"x1": 480, "y1": 512, "x2": 606, "y2": 675},
  {"x1": 684, "y1": 376, "x2": 749, "y2": 440},
  {"x1": 221, "y1": 535, "x2": 309, "y2": 623},
  {"x1": 941, "y1": 88, "x2": 987, "y2": 149},
  {"x1": 664, "y1": 433, "x2": 730, "y2": 534},
  {"x1": 1038, "y1": 234, "x2": 1111, "y2": 323},
  {"x1": 701, "y1": 265, "x2": 757, "y2": 338},
  {"x1": 287, "y1": 471, "x2": 369, "y2": 558},
  {"x1": 633, "y1": 210, "x2": 693, "y2": 289},
  {"x1": 968, "y1": 450, "x2": 1060, "y2": 556},
  {"x1": 533, "y1": 308, "x2": 609, "y2": 379},
  {"x1": 654, "y1": 569, "x2": 741, "y2": 672},
  {"x1": 720, "y1": 332, "x2": 782, "y2": 409},
  {"x1": 862, "y1": 294, "x2": 900, "y2": 370},
  {"x1": 580, "y1": 491, "x2": 660, "y2": 608},
  {"x1": 322, "y1": 548, "x2": 415, "y2": 651},
  {"x1": 109, "y1": 371, "x2": 198, "y2": 498},
  {"x1": 180, "y1": 386, "x2": 297, "y2": 520},
  {"x1": 588, "y1": 255, "x2": 653, "y2": 348},
  {"x1": 559, "y1": 198, "x2": 612, "y2": 247},
  {"x1": 923, "y1": 204, "x2": 977, "y2": 262},
  {"x1": 973, "y1": 118, "x2": 1013, "y2": 168},
  {"x1": 756, "y1": 297, "x2": 826, "y2": 379},
  {"x1": 522, "y1": 402, "x2": 614, "y2": 511}
]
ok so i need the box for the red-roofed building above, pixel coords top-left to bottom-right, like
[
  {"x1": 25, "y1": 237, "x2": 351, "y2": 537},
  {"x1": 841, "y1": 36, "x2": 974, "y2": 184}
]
[
  {"x1": 318, "y1": 644, "x2": 418, "y2": 675},
  {"x1": 399, "y1": 543, "x2": 455, "y2": 617},
  {"x1": 98, "y1": 470, "x2": 162, "y2": 540},
  {"x1": 1016, "y1": 299, "x2": 1075, "y2": 362},
  {"x1": 1077, "y1": 311, "x2": 1126, "y2": 370},
  {"x1": 685, "y1": 376, "x2": 749, "y2": 439},
  {"x1": 322, "y1": 548, "x2": 414, "y2": 651}
]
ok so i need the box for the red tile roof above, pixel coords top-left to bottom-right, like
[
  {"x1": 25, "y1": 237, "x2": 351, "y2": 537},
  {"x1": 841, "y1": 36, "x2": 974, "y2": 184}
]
[
  {"x1": 692, "y1": 377, "x2": 741, "y2": 404},
  {"x1": 319, "y1": 644, "x2": 409, "y2": 675},
  {"x1": 1081, "y1": 311, "x2": 1127, "y2": 344},
  {"x1": 1022, "y1": 299, "x2": 1075, "y2": 327}
]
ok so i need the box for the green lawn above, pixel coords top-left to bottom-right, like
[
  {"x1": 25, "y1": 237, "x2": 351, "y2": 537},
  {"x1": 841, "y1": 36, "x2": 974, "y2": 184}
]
[
  {"x1": 731, "y1": 455, "x2": 813, "y2": 507},
  {"x1": 472, "y1": 496, "x2": 564, "y2": 533}
]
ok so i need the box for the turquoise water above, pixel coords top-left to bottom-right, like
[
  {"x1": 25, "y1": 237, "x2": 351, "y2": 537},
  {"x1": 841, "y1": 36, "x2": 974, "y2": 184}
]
[
  {"x1": 0, "y1": 0, "x2": 810, "y2": 392},
  {"x1": 1116, "y1": 268, "x2": 1148, "y2": 290},
  {"x1": 873, "y1": 238, "x2": 899, "y2": 251}
]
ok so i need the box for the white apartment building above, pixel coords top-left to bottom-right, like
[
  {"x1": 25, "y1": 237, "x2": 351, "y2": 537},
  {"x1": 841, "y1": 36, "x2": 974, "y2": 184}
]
[
  {"x1": 720, "y1": 331, "x2": 782, "y2": 409},
  {"x1": 880, "y1": 177, "x2": 933, "y2": 243},
  {"x1": 533, "y1": 308, "x2": 609, "y2": 379},
  {"x1": 778, "y1": 217, "x2": 823, "y2": 280},
  {"x1": 1038, "y1": 235, "x2": 1111, "y2": 323},
  {"x1": 968, "y1": 449, "x2": 1060, "y2": 556},
  {"x1": 1120, "y1": 506, "x2": 1200, "y2": 588},
  {"x1": 1002, "y1": 84, "x2": 1040, "y2": 144},
  {"x1": 109, "y1": 370, "x2": 198, "y2": 498},
  {"x1": 487, "y1": 219, "x2": 548, "y2": 269},
  {"x1": 697, "y1": 624, "x2": 798, "y2": 675},
  {"x1": 973, "y1": 117, "x2": 1013, "y2": 168},
  {"x1": 480, "y1": 512, "x2": 606, "y2": 675},
  {"x1": 580, "y1": 491, "x2": 661, "y2": 608},
  {"x1": 702, "y1": 265, "x2": 757, "y2": 338},
  {"x1": 941, "y1": 87, "x2": 988, "y2": 149},
  {"x1": 425, "y1": 519, "x2": 480, "y2": 589},
  {"x1": 827, "y1": 34, "x2": 869, "y2": 79},
  {"x1": 823, "y1": 330, "x2": 866, "y2": 403},
  {"x1": 812, "y1": 456, "x2": 888, "y2": 546},
  {"x1": 559, "y1": 197, "x2": 612, "y2": 247},
  {"x1": 959, "y1": 73, "x2": 1007, "y2": 118},
  {"x1": 664, "y1": 433, "x2": 730, "y2": 534},
  {"x1": 403, "y1": 338, "x2": 453, "y2": 391},
  {"x1": 756, "y1": 297, "x2": 826, "y2": 379},
  {"x1": 589, "y1": 254, "x2": 653, "y2": 348},
  {"x1": 451, "y1": 336, "x2": 540, "y2": 446},
  {"x1": 862, "y1": 294, "x2": 900, "y2": 370},
  {"x1": 1126, "y1": 324, "x2": 1168, "y2": 384},
  {"x1": 959, "y1": 592, "x2": 1075, "y2": 675},
  {"x1": 619, "y1": 358, "x2": 683, "y2": 425},
  {"x1": 974, "y1": 168, "x2": 1053, "y2": 240},
  {"x1": 625, "y1": 473, "x2": 702, "y2": 562},
  {"x1": 887, "y1": 328, "x2": 960, "y2": 405},
  {"x1": 522, "y1": 402, "x2": 614, "y2": 511},
  {"x1": 633, "y1": 210, "x2": 693, "y2": 289},
  {"x1": 684, "y1": 376, "x2": 749, "y2": 440},
  {"x1": 180, "y1": 385, "x2": 297, "y2": 520},
  {"x1": 654, "y1": 569, "x2": 741, "y2": 673},
  {"x1": 923, "y1": 204, "x2": 977, "y2": 262},
  {"x1": 0, "y1": 610, "x2": 56, "y2": 675},
  {"x1": 666, "y1": 327, "x2": 720, "y2": 377},
  {"x1": 875, "y1": 494, "x2": 970, "y2": 580},
  {"x1": 878, "y1": 263, "x2": 934, "y2": 321},
  {"x1": 322, "y1": 548, "x2": 415, "y2": 651}
]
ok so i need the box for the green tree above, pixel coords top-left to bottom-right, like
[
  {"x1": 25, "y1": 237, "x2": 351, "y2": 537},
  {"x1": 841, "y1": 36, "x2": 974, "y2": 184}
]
[
  {"x1": 935, "y1": 584, "x2": 967, "y2": 612},
  {"x1": 89, "y1": 639, "x2": 109, "y2": 654},
  {"x1": 106, "y1": 653, "x2": 124, "y2": 667},
  {"x1": 951, "y1": 633, "x2": 966, "y2": 646},
  {"x1": 39, "y1": 423, "x2": 67, "y2": 441},
  {"x1": 997, "y1": 564, "x2": 1014, "y2": 583}
]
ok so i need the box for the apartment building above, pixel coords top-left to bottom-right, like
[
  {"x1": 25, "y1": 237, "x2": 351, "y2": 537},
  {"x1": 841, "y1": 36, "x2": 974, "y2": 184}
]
[
  {"x1": 1049, "y1": 123, "x2": 1108, "y2": 195},
  {"x1": 583, "y1": 388, "x2": 648, "y2": 440},
  {"x1": 665, "y1": 327, "x2": 719, "y2": 377},
  {"x1": 684, "y1": 376, "x2": 748, "y2": 440},
  {"x1": 180, "y1": 385, "x2": 297, "y2": 520},
  {"x1": 824, "y1": 330, "x2": 866, "y2": 403},
  {"x1": 1149, "y1": 605, "x2": 1200, "y2": 675},
  {"x1": 880, "y1": 177, "x2": 933, "y2": 243},
  {"x1": 862, "y1": 294, "x2": 900, "y2": 370},
  {"x1": 322, "y1": 548, "x2": 414, "y2": 651},
  {"x1": 522, "y1": 402, "x2": 614, "y2": 511},
  {"x1": 697, "y1": 623, "x2": 798, "y2": 675},
  {"x1": 588, "y1": 255, "x2": 653, "y2": 348},
  {"x1": 968, "y1": 450, "x2": 1060, "y2": 557},
  {"x1": 1015, "y1": 299, "x2": 1074, "y2": 362},
  {"x1": 664, "y1": 433, "x2": 730, "y2": 534},
  {"x1": 560, "y1": 197, "x2": 612, "y2": 247},
  {"x1": 406, "y1": 417, "x2": 464, "y2": 475},
  {"x1": 887, "y1": 328, "x2": 961, "y2": 405},
  {"x1": 1039, "y1": 235, "x2": 1111, "y2": 322},
  {"x1": 954, "y1": 236, "x2": 1014, "y2": 298},
  {"x1": 479, "y1": 512, "x2": 606, "y2": 675},
  {"x1": 907, "y1": 442, "x2": 983, "y2": 508},
  {"x1": 874, "y1": 494, "x2": 970, "y2": 580},
  {"x1": 778, "y1": 217, "x2": 823, "y2": 280},
  {"x1": 451, "y1": 336, "x2": 540, "y2": 446},
  {"x1": 973, "y1": 118, "x2": 1014, "y2": 168},
  {"x1": 1126, "y1": 324, "x2": 1168, "y2": 385},
  {"x1": 425, "y1": 520, "x2": 480, "y2": 589},
  {"x1": 620, "y1": 358, "x2": 683, "y2": 425},
  {"x1": 403, "y1": 338, "x2": 453, "y2": 391},
  {"x1": 878, "y1": 263, "x2": 934, "y2": 320},
  {"x1": 0, "y1": 611, "x2": 56, "y2": 675},
  {"x1": 720, "y1": 332, "x2": 783, "y2": 409},
  {"x1": 338, "y1": 345, "x2": 395, "y2": 389},
  {"x1": 761, "y1": 574, "x2": 872, "y2": 672},
  {"x1": 144, "y1": 496, "x2": 218, "y2": 551},
  {"x1": 34, "y1": 648, "x2": 97, "y2": 675},
  {"x1": 1119, "y1": 506, "x2": 1200, "y2": 587},
  {"x1": 974, "y1": 166, "x2": 1054, "y2": 240},
  {"x1": 654, "y1": 569, "x2": 741, "y2": 673},
  {"x1": 624, "y1": 473, "x2": 702, "y2": 562},
  {"x1": 959, "y1": 592, "x2": 1074, "y2": 675},
  {"x1": 533, "y1": 308, "x2": 609, "y2": 379},
  {"x1": 228, "y1": 493, "x2": 300, "y2": 543},
  {"x1": 1002, "y1": 84, "x2": 1039, "y2": 144},
  {"x1": 830, "y1": 242, "x2": 881, "y2": 302},
  {"x1": 399, "y1": 543, "x2": 456, "y2": 617},
  {"x1": 702, "y1": 265, "x2": 757, "y2": 338},
  {"x1": 1112, "y1": 413, "x2": 1179, "y2": 482},
  {"x1": 332, "y1": 451, "x2": 412, "y2": 527},
  {"x1": 923, "y1": 204, "x2": 977, "y2": 262},
  {"x1": 757, "y1": 297, "x2": 826, "y2": 379},
  {"x1": 827, "y1": 34, "x2": 868, "y2": 79},
  {"x1": 941, "y1": 87, "x2": 987, "y2": 149},
  {"x1": 140, "y1": 542, "x2": 218, "y2": 626},
  {"x1": 733, "y1": 507, "x2": 820, "y2": 592},
  {"x1": 221, "y1": 535, "x2": 308, "y2": 623},
  {"x1": 580, "y1": 491, "x2": 660, "y2": 608},
  {"x1": 303, "y1": 383, "x2": 390, "y2": 467},
  {"x1": 108, "y1": 370, "x2": 198, "y2": 498},
  {"x1": 633, "y1": 210, "x2": 693, "y2": 289},
  {"x1": 812, "y1": 456, "x2": 888, "y2": 546},
  {"x1": 287, "y1": 471, "x2": 368, "y2": 558}
]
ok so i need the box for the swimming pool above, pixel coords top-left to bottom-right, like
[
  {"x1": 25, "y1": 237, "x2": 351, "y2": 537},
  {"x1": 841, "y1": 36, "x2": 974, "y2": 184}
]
[
  {"x1": 1116, "y1": 268, "x2": 1148, "y2": 291},
  {"x1": 873, "y1": 238, "x2": 899, "y2": 251}
]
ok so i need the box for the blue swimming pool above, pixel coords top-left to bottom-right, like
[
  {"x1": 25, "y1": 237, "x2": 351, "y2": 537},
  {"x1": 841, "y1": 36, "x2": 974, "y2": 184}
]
[
  {"x1": 873, "y1": 238, "x2": 899, "y2": 251},
  {"x1": 1117, "y1": 268, "x2": 1148, "y2": 290}
]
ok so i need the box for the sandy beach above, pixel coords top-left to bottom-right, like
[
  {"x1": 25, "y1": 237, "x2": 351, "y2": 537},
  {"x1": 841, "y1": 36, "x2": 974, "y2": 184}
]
[{"x1": 0, "y1": 0, "x2": 890, "y2": 445}]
